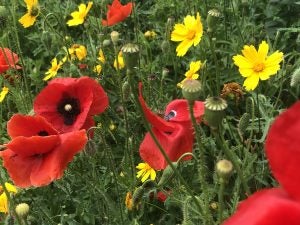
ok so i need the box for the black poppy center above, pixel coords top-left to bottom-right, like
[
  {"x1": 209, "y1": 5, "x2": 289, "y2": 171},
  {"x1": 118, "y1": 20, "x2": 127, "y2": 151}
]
[
  {"x1": 38, "y1": 130, "x2": 49, "y2": 136},
  {"x1": 164, "y1": 110, "x2": 177, "y2": 121},
  {"x1": 57, "y1": 97, "x2": 81, "y2": 126}
]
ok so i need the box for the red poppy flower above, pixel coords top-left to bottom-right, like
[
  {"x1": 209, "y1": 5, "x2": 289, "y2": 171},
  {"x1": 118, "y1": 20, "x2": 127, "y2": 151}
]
[
  {"x1": 102, "y1": 0, "x2": 133, "y2": 26},
  {"x1": 223, "y1": 101, "x2": 300, "y2": 225},
  {"x1": 138, "y1": 83, "x2": 204, "y2": 170},
  {"x1": 0, "y1": 114, "x2": 87, "y2": 188},
  {"x1": 34, "y1": 76, "x2": 109, "y2": 133},
  {"x1": 0, "y1": 48, "x2": 21, "y2": 73}
]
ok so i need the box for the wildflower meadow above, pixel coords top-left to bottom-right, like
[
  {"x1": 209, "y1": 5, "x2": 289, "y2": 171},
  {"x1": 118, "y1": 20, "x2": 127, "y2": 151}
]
[{"x1": 0, "y1": 0, "x2": 300, "y2": 224}]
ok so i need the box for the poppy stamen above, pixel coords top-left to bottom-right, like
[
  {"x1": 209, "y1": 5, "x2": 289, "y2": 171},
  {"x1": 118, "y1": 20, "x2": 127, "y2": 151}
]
[{"x1": 57, "y1": 97, "x2": 81, "y2": 125}]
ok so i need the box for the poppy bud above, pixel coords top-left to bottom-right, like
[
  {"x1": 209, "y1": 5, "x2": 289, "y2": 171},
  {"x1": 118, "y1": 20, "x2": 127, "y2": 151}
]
[
  {"x1": 216, "y1": 159, "x2": 233, "y2": 181},
  {"x1": 84, "y1": 139, "x2": 97, "y2": 155},
  {"x1": 110, "y1": 31, "x2": 120, "y2": 45},
  {"x1": 291, "y1": 67, "x2": 300, "y2": 87},
  {"x1": 15, "y1": 203, "x2": 30, "y2": 219},
  {"x1": 121, "y1": 43, "x2": 139, "y2": 70},
  {"x1": 102, "y1": 39, "x2": 111, "y2": 47},
  {"x1": 158, "y1": 162, "x2": 178, "y2": 187},
  {"x1": 204, "y1": 96, "x2": 227, "y2": 130},
  {"x1": 132, "y1": 186, "x2": 144, "y2": 207},
  {"x1": 206, "y1": 9, "x2": 221, "y2": 33},
  {"x1": 182, "y1": 79, "x2": 202, "y2": 103},
  {"x1": 161, "y1": 40, "x2": 170, "y2": 53},
  {"x1": 122, "y1": 80, "x2": 131, "y2": 101},
  {"x1": 238, "y1": 112, "x2": 250, "y2": 135}
]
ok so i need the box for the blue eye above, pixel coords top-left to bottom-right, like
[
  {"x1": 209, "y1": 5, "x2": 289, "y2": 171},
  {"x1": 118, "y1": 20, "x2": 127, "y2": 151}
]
[{"x1": 164, "y1": 110, "x2": 177, "y2": 121}]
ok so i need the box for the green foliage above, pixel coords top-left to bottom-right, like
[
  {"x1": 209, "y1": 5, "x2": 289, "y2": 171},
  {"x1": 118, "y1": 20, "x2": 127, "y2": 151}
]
[{"x1": 0, "y1": 0, "x2": 299, "y2": 224}]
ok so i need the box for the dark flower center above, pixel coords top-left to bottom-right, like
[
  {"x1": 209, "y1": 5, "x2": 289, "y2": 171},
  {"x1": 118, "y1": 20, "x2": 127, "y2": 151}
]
[
  {"x1": 57, "y1": 97, "x2": 81, "y2": 126},
  {"x1": 164, "y1": 110, "x2": 177, "y2": 121},
  {"x1": 38, "y1": 130, "x2": 49, "y2": 136}
]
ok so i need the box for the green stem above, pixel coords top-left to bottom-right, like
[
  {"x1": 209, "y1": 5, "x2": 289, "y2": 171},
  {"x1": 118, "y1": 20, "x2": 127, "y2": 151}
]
[
  {"x1": 217, "y1": 179, "x2": 226, "y2": 224},
  {"x1": 127, "y1": 69, "x2": 204, "y2": 215},
  {"x1": 215, "y1": 132, "x2": 250, "y2": 196},
  {"x1": 207, "y1": 34, "x2": 220, "y2": 95}
]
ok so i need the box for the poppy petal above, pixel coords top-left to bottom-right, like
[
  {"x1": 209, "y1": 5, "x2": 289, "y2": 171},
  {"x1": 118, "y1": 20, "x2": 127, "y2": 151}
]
[
  {"x1": 223, "y1": 188, "x2": 300, "y2": 225},
  {"x1": 7, "y1": 114, "x2": 58, "y2": 138},
  {"x1": 0, "y1": 149, "x2": 42, "y2": 188},
  {"x1": 140, "y1": 125, "x2": 193, "y2": 170},
  {"x1": 165, "y1": 99, "x2": 205, "y2": 123},
  {"x1": 266, "y1": 101, "x2": 300, "y2": 201},
  {"x1": 29, "y1": 129, "x2": 87, "y2": 186},
  {"x1": 77, "y1": 77, "x2": 109, "y2": 115},
  {"x1": 138, "y1": 83, "x2": 175, "y2": 132},
  {"x1": 6, "y1": 136, "x2": 60, "y2": 157}
]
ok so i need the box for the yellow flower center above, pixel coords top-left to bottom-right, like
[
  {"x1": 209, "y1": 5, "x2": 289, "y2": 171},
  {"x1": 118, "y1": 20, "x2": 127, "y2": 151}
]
[
  {"x1": 30, "y1": 6, "x2": 39, "y2": 17},
  {"x1": 187, "y1": 30, "x2": 196, "y2": 40},
  {"x1": 253, "y1": 63, "x2": 265, "y2": 72}
]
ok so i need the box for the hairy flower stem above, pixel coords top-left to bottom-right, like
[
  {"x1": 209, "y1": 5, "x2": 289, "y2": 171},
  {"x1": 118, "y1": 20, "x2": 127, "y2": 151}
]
[
  {"x1": 188, "y1": 101, "x2": 213, "y2": 224},
  {"x1": 9, "y1": 0, "x2": 32, "y2": 110},
  {"x1": 215, "y1": 131, "x2": 250, "y2": 196},
  {"x1": 127, "y1": 69, "x2": 204, "y2": 216},
  {"x1": 0, "y1": 170, "x2": 22, "y2": 225},
  {"x1": 218, "y1": 178, "x2": 226, "y2": 224},
  {"x1": 98, "y1": 130, "x2": 125, "y2": 224},
  {"x1": 114, "y1": 46, "x2": 135, "y2": 186},
  {"x1": 207, "y1": 34, "x2": 220, "y2": 95}
]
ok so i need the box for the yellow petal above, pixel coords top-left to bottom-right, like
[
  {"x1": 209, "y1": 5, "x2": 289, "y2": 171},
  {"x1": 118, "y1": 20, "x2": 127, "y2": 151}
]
[
  {"x1": 136, "y1": 163, "x2": 146, "y2": 169},
  {"x1": 141, "y1": 170, "x2": 150, "y2": 182},
  {"x1": 241, "y1": 45, "x2": 258, "y2": 63},
  {"x1": 19, "y1": 13, "x2": 36, "y2": 28},
  {"x1": 233, "y1": 55, "x2": 253, "y2": 69},
  {"x1": 171, "y1": 24, "x2": 188, "y2": 42},
  {"x1": 150, "y1": 170, "x2": 156, "y2": 180},
  {"x1": 243, "y1": 74, "x2": 260, "y2": 91},
  {"x1": 257, "y1": 41, "x2": 269, "y2": 62},
  {"x1": 265, "y1": 51, "x2": 284, "y2": 68},
  {"x1": 239, "y1": 68, "x2": 254, "y2": 78},
  {"x1": 4, "y1": 183, "x2": 17, "y2": 194},
  {"x1": 0, "y1": 194, "x2": 8, "y2": 213},
  {"x1": 176, "y1": 39, "x2": 194, "y2": 57}
]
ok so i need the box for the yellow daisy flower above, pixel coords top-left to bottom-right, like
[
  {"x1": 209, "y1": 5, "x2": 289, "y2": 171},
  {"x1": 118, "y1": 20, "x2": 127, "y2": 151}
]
[
  {"x1": 18, "y1": 0, "x2": 40, "y2": 28},
  {"x1": 233, "y1": 41, "x2": 284, "y2": 91},
  {"x1": 0, "y1": 182, "x2": 18, "y2": 213},
  {"x1": 177, "y1": 60, "x2": 202, "y2": 88},
  {"x1": 67, "y1": 2, "x2": 93, "y2": 26},
  {"x1": 68, "y1": 44, "x2": 87, "y2": 61},
  {"x1": 43, "y1": 58, "x2": 63, "y2": 81},
  {"x1": 114, "y1": 51, "x2": 125, "y2": 70},
  {"x1": 97, "y1": 49, "x2": 105, "y2": 64},
  {"x1": 144, "y1": 30, "x2": 157, "y2": 40},
  {"x1": 0, "y1": 86, "x2": 9, "y2": 103},
  {"x1": 136, "y1": 162, "x2": 156, "y2": 183},
  {"x1": 93, "y1": 65, "x2": 102, "y2": 75},
  {"x1": 171, "y1": 12, "x2": 203, "y2": 57}
]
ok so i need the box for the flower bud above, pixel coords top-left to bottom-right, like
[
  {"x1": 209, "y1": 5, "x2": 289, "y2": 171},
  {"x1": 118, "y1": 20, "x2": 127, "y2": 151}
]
[
  {"x1": 121, "y1": 43, "x2": 139, "y2": 70},
  {"x1": 216, "y1": 159, "x2": 233, "y2": 181},
  {"x1": 102, "y1": 39, "x2": 111, "y2": 47},
  {"x1": 110, "y1": 31, "x2": 120, "y2": 45},
  {"x1": 161, "y1": 40, "x2": 170, "y2": 53},
  {"x1": 238, "y1": 112, "x2": 250, "y2": 135},
  {"x1": 132, "y1": 186, "x2": 144, "y2": 207},
  {"x1": 182, "y1": 79, "x2": 202, "y2": 103},
  {"x1": 15, "y1": 203, "x2": 30, "y2": 219},
  {"x1": 291, "y1": 67, "x2": 300, "y2": 87},
  {"x1": 207, "y1": 9, "x2": 221, "y2": 33},
  {"x1": 204, "y1": 96, "x2": 227, "y2": 130},
  {"x1": 158, "y1": 162, "x2": 178, "y2": 187}
]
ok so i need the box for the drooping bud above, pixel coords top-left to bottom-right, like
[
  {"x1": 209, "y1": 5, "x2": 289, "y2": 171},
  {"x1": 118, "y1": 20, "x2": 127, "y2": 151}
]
[
  {"x1": 216, "y1": 159, "x2": 233, "y2": 181},
  {"x1": 206, "y1": 9, "x2": 221, "y2": 33},
  {"x1": 291, "y1": 67, "x2": 300, "y2": 87},
  {"x1": 204, "y1": 96, "x2": 227, "y2": 130},
  {"x1": 132, "y1": 186, "x2": 145, "y2": 207},
  {"x1": 157, "y1": 162, "x2": 178, "y2": 187},
  {"x1": 238, "y1": 112, "x2": 250, "y2": 135},
  {"x1": 121, "y1": 43, "x2": 139, "y2": 70},
  {"x1": 182, "y1": 79, "x2": 202, "y2": 103}
]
